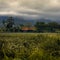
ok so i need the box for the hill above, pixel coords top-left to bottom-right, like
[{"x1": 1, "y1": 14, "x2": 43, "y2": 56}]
[{"x1": 0, "y1": 15, "x2": 60, "y2": 27}]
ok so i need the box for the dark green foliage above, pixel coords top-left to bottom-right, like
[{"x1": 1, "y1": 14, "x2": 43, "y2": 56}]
[
  {"x1": 1, "y1": 17, "x2": 60, "y2": 32},
  {"x1": 0, "y1": 51, "x2": 4, "y2": 59},
  {"x1": 35, "y1": 21, "x2": 60, "y2": 32},
  {"x1": 5, "y1": 50, "x2": 15, "y2": 58},
  {"x1": 52, "y1": 51, "x2": 60, "y2": 57},
  {"x1": 2, "y1": 17, "x2": 15, "y2": 32}
]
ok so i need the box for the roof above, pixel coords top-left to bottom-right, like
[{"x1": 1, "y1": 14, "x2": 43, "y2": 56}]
[{"x1": 21, "y1": 27, "x2": 36, "y2": 31}]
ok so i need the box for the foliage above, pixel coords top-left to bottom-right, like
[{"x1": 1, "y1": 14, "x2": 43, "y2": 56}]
[
  {"x1": 1, "y1": 17, "x2": 60, "y2": 32},
  {"x1": 0, "y1": 33, "x2": 60, "y2": 60},
  {"x1": 35, "y1": 22, "x2": 60, "y2": 32}
]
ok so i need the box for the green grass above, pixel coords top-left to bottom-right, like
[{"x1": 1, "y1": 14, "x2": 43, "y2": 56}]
[{"x1": 0, "y1": 33, "x2": 60, "y2": 60}]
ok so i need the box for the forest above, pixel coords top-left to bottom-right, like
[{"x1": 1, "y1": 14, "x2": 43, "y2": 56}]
[{"x1": 0, "y1": 16, "x2": 60, "y2": 33}]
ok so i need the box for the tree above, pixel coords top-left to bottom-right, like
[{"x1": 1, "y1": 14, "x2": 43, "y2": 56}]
[
  {"x1": 2, "y1": 17, "x2": 15, "y2": 32},
  {"x1": 20, "y1": 24, "x2": 24, "y2": 28},
  {"x1": 35, "y1": 22, "x2": 46, "y2": 32},
  {"x1": 48, "y1": 22, "x2": 58, "y2": 32},
  {"x1": 6, "y1": 17, "x2": 14, "y2": 28}
]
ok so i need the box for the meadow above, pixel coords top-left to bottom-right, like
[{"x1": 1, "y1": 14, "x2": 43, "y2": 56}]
[{"x1": 0, "y1": 33, "x2": 60, "y2": 60}]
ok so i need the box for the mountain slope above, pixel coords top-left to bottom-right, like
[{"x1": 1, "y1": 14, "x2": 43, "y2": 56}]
[{"x1": 0, "y1": 15, "x2": 60, "y2": 27}]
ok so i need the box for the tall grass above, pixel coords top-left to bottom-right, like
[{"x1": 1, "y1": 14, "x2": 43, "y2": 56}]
[{"x1": 0, "y1": 33, "x2": 60, "y2": 60}]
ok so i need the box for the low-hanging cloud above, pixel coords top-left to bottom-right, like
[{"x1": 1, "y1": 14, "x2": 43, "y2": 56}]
[{"x1": 0, "y1": 0, "x2": 60, "y2": 19}]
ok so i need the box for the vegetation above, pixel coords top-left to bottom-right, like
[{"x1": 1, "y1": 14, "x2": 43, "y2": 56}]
[
  {"x1": 35, "y1": 22, "x2": 60, "y2": 32},
  {"x1": 0, "y1": 16, "x2": 60, "y2": 60},
  {"x1": 0, "y1": 16, "x2": 60, "y2": 33},
  {"x1": 0, "y1": 33, "x2": 60, "y2": 60}
]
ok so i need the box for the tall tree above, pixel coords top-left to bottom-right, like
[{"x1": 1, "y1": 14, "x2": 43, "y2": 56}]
[
  {"x1": 2, "y1": 16, "x2": 15, "y2": 32},
  {"x1": 35, "y1": 22, "x2": 46, "y2": 32},
  {"x1": 48, "y1": 22, "x2": 58, "y2": 32}
]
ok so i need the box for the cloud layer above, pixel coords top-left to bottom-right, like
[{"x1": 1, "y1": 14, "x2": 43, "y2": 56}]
[{"x1": 0, "y1": 0, "x2": 60, "y2": 19}]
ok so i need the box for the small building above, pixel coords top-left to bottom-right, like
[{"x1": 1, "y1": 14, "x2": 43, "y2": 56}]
[{"x1": 21, "y1": 27, "x2": 36, "y2": 32}]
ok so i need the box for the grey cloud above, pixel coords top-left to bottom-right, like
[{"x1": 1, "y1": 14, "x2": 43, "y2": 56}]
[{"x1": 0, "y1": 0, "x2": 60, "y2": 19}]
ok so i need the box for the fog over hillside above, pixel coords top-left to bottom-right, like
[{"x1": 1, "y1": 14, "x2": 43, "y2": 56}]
[{"x1": 0, "y1": 15, "x2": 60, "y2": 27}]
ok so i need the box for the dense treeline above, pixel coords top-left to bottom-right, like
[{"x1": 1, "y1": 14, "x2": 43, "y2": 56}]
[
  {"x1": 35, "y1": 22, "x2": 60, "y2": 32},
  {"x1": 0, "y1": 16, "x2": 60, "y2": 32}
]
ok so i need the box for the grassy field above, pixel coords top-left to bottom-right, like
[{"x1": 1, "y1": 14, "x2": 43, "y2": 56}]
[{"x1": 0, "y1": 33, "x2": 60, "y2": 60}]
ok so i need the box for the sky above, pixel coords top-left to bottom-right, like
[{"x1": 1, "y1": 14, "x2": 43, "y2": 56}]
[{"x1": 0, "y1": 0, "x2": 60, "y2": 19}]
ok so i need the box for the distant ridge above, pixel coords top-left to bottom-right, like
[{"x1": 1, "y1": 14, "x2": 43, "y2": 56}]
[{"x1": 0, "y1": 15, "x2": 60, "y2": 27}]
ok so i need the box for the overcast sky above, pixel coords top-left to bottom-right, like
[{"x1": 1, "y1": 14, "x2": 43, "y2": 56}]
[{"x1": 0, "y1": 0, "x2": 60, "y2": 19}]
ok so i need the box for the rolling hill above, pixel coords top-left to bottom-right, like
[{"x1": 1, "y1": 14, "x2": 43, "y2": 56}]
[{"x1": 0, "y1": 15, "x2": 60, "y2": 27}]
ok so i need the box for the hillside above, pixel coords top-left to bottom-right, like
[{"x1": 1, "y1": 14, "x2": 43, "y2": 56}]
[{"x1": 0, "y1": 15, "x2": 60, "y2": 27}]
